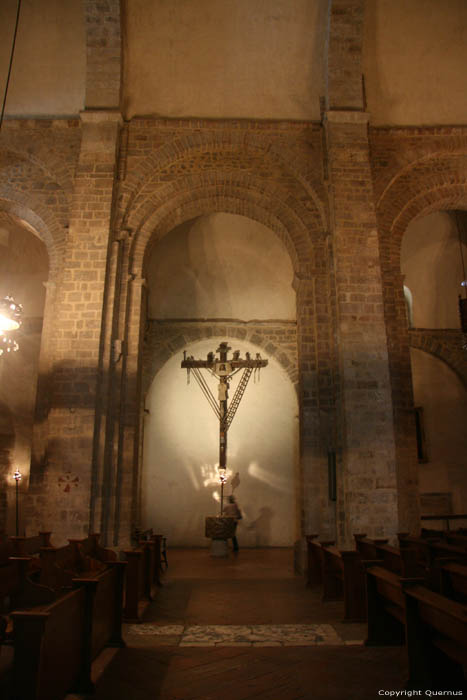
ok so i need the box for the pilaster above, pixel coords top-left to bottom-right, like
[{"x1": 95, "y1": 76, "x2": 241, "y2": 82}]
[
  {"x1": 324, "y1": 109, "x2": 400, "y2": 542},
  {"x1": 32, "y1": 110, "x2": 122, "y2": 542}
]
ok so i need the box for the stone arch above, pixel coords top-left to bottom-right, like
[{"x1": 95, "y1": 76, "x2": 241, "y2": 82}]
[
  {"x1": 0, "y1": 198, "x2": 61, "y2": 278},
  {"x1": 119, "y1": 127, "x2": 327, "y2": 237},
  {"x1": 0, "y1": 137, "x2": 77, "y2": 199},
  {"x1": 409, "y1": 330, "x2": 467, "y2": 389},
  {"x1": 127, "y1": 177, "x2": 326, "y2": 278},
  {"x1": 375, "y1": 155, "x2": 467, "y2": 518},
  {"x1": 115, "y1": 139, "x2": 329, "y2": 545},
  {"x1": 377, "y1": 153, "x2": 467, "y2": 268},
  {"x1": 376, "y1": 154, "x2": 467, "y2": 343}
]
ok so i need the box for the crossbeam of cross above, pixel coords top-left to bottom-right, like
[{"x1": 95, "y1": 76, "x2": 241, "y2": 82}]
[{"x1": 182, "y1": 342, "x2": 267, "y2": 513}]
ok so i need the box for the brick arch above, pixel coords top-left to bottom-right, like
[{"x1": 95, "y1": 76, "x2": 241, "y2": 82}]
[
  {"x1": 127, "y1": 177, "x2": 325, "y2": 276},
  {"x1": 0, "y1": 197, "x2": 63, "y2": 278},
  {"x1": 409, "y1": 330, "x2": 467, "y2": 389},
  {"x1": 377, "y1": 153, "x2": 467, "y2": 268},
  {"x1": 142, "y1": 324, "x2": 299, "y2": 399},
  {"x1": 0, "y1": 138, "x2": 76, "y2": 200},
  {"x1": 120, "y1": 128, "x2": 326, "y2": 235},
  {"x1": 375, "y1": 156, "x2": 467, "y2": 462},
  {"x1": 371, "y1": 131, "x2": 467, "y2": 204}
]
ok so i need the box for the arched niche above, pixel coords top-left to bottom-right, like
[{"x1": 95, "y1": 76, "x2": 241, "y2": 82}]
[
  {"x1": 401, "y1": 211, "x2": 466, "y2": 329},
  {"x1": 141, "y1": 338, "x2": 299, "y2": 547},
  {"x1": 411, "y1": 348, "x2": 467, "y2": 513},
  {"x1": 145, "y1": 212, "x2": 296, "y2": 321}
]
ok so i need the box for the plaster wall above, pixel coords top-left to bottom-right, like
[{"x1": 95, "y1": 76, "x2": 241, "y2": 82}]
[
  {"x1": 0, "y1": 0, "x2": 85, "y2": 118},
  {"x1": 146, "y1": 213, "x2": 296, "y2": 321},
  {"x1": 401, "y1": 211, "x2": 466, "y2": 329},
  {"x1": 123, "y1": 0, "x2": 327, "y2": 120},
  {"x1": 363, "y1": 0, "x2": 467, "y2": 126},
  {"x1": 411, "y1": 348, "x2": 467, "y2": 513},
  {"x1": 141, "y1": 339, "x2": 298, "y2": 547}
]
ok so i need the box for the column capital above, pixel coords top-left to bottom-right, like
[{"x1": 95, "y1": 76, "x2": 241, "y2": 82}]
[{"x1": 130, "y1": 274, "x2": 147, "y2": 289}]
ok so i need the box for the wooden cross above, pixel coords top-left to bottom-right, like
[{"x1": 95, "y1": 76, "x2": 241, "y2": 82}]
[{"x1": 182, "y1": 342, "x2": 267, "y2": 513}]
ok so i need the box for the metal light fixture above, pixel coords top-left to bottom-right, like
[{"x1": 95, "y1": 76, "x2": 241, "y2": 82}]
[
  {"x1": 13, "y1": 469, "x2": 22, "y2": 536},
  {"x1": 0, "y1": 295, "x2": 22, "y2": 331},
  {"x1": 0, "y1": 295, "x2": 22, "y2": 357},
  {"x1": 0, "y1": 333, "x2": 19, "y2": 355}
]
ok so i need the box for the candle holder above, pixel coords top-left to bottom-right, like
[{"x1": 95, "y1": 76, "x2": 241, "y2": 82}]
[{"x1": 13, "y1": 469, "x2": 21, "y2": 536}]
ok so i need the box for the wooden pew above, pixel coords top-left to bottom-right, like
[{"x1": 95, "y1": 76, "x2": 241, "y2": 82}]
[
  {"x1": 353, "y1": 533, "x2": 389, "y2": 559},
  {"x1": 8, "y1": 532, "x2": 52, "y2": 557},
  {"x1": 37, "y1": 539, "x2": 107, "y2": 594},
  {"x1": 404, "y1": 583, "x2": 467, "y2": 691},
  {"x1": 433, "y1": 560, "x2": 467, "y2": 604},
  {"x1": 373, "y1": 541, "x2": 422, "y2": 579},
  {"x1": 321, "y1": 545, "x2": 366, "y2": 622},
  {"x1": 122, "y1": 533, "x2": 167, "y2": 622},
  {"x1": 365, "y1": 563, "x2": 467, "y2": 691},
  {"x1": 0, "y1": 541, "x2": 15, "y2": 568},
  {"x1": 365, "y1": 564, "x2": 409, "y2": 646},
  {"x1": 69, "y1": 533, "x2": 117, "y2": 566},
  {"x1": 7, "y1": 561, "x2": 126, "y2": 700},
  {"x1": 122, "y1": 541, "x2": 155, "y2": 622},
  {"x1": 0, "y1": 557, "x2": 55, "y2": 615},
  {"x1": 399, "y1": 533, "x2": 467, "y2": 588},
  {"x1": 305, "y1": 536, "x2": 334, "y2": 586}
]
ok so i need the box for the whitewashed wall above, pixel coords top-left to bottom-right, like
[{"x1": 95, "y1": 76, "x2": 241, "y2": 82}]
[{"x1": 141, "y1": 338, "x2": 299, "y2": 547}]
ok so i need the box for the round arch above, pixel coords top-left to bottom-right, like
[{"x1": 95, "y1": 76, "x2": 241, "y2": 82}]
[
  {"x1": 409, "y1": 330, "x2": 467, "y2": 389},
  {"x1": 119, "y1": 128, "x2": 327, "y2": 235},
  {"x1": 128, "y1": 177, "x2": 326, "y2": 278},
  {"x1": 0, "y1": 196, "x2": 64, "y2": 278}
]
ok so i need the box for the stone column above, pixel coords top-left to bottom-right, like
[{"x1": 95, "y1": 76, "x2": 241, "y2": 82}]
[
  {"x1": 113, "y1": 273, "x2": 146, "y2": 547},
  {"x1": 32, "y1": 110, "x2": 122, "y2": 542},
  {"x1": 324, "y1": 110, "x2": 399, "y2": 543}
]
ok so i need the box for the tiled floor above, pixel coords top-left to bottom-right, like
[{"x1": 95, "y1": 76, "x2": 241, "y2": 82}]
[{"x1": 76, "y1": 547, "x2": 408, "y2": 699}]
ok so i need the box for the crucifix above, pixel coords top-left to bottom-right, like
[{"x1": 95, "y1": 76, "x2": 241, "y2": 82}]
[{"x1": 182, "y1": 342, "x2": 267, "y2": 514}]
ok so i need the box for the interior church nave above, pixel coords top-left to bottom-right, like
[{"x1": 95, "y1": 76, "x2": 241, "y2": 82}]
[
  {"x1": 0, "y1": 0, "x2": 467, "y2": 698},
  {"x1": 72, "y1": 548, "x2": 406, "y2": 700}
]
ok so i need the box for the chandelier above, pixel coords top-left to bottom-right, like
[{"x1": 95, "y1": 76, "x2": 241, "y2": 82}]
[{"x1": 0, "y1": 295, "x2": 22, "y2": 356}]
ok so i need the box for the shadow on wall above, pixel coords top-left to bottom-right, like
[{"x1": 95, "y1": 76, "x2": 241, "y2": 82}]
[
  {"x1": 0, "y1": 400, "x2": 14, "y2": 531},
  {"x1": 244, "y1": 506, "x2": 274, "y2": 547}
]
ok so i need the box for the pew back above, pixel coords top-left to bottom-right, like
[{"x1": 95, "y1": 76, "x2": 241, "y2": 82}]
[{"x1": 11, "y1": 586, "x2": 87, "y2": 700}]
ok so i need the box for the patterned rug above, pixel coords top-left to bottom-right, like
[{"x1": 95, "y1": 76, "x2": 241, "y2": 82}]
[{"x1": 125, "y1": 623, "x2": 364, "y2": 647}]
